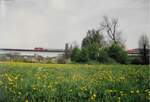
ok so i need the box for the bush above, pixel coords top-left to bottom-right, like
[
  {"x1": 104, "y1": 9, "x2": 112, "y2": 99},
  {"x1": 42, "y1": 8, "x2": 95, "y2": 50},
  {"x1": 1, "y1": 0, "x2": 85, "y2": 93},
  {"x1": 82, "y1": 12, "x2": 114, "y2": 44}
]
[
  {"x1": 87, "y1": 60, "x2": 100, "y2": 64},
  {"x1": 130, "y1": 58, "x2": 142, "y2": 64},
  {"x1": 79, "y1": 48, "x2": 89, "y2": 62},
  {"x1": 107, "y1": 57, "x2": 117, "y2": 64},
  {"x1": 97, "y1": 48, "x2": 109, "y2": 63},
  {"x1": 107, "y1": 44, "x2": 128, "y2": 64},
  {"x1": 71, "y1": 47, "x2": 81, "y2": 62},
  {"x1": 87, "y1": 43, "x2": 100, "y2": 60}
]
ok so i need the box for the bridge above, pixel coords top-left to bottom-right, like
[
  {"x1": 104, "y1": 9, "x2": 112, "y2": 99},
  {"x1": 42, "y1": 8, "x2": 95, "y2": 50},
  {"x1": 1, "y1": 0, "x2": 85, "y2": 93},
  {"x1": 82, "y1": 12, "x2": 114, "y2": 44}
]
[{"x1": 0, "y1": 48, "x2": 65, "y2": 53}]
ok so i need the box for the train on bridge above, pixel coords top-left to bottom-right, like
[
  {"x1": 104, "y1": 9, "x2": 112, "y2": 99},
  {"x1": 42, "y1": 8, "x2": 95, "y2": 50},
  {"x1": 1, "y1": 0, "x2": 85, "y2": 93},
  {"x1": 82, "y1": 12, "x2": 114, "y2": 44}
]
[{"x1": 0, "y1": 47, "x2": 65, "y2": 52}]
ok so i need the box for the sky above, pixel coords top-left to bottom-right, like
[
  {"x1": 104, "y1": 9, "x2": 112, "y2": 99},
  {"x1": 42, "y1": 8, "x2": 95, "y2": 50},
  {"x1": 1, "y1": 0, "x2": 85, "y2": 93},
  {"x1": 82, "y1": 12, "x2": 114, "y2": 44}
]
[{"x1": 0, "y1": 0, "x2": 149, "y2": 49}]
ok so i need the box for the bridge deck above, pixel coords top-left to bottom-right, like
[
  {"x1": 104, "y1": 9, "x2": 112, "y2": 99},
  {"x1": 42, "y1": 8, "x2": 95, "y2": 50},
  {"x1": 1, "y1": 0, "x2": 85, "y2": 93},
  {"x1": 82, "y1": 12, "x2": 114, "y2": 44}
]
[{"x1": 0, "y1": 48, "x2": 65, "y2": 53}]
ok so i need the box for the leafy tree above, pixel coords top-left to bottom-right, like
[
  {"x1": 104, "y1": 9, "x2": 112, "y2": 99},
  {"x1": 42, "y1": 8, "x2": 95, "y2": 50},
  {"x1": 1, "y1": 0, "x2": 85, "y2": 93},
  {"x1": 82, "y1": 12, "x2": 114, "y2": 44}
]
[
  {"x1": 79, "y1": 48, "x2": 89, "y2": 62},
  {"x1": 71, "y1": 16, "x2": 128, "y2": 64},
  {"x1": 87, "y1": 42, "x2": 100, "y2": 60},
  {"x1": 71, "y1": 47, "x2": 89, "y2": 63},
  {"x1": 107, "y1": 44, "x2": 128, "y2": 64},
  {"x1": 82, "y1": 29, "x2": 105, "y2": 49},
  {"x1": 97, "y1": 48, "x2": 109, "y2": 63},
  {"x1": 71, "y1": 47, "x2": 81, "y2": 62},
  {"x1": 81, "y1": 29, "x2": 105, "y2": 61},
  {"x1": 138, "y1": 34, "x2": 150, "y2": 65}
]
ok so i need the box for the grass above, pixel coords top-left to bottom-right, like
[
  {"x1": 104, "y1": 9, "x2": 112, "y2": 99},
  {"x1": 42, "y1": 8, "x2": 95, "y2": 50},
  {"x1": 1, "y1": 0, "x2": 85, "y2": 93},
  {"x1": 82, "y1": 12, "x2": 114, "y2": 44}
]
[{"x1": 0, "y1": 62, "x2": 149, "y2": 102}]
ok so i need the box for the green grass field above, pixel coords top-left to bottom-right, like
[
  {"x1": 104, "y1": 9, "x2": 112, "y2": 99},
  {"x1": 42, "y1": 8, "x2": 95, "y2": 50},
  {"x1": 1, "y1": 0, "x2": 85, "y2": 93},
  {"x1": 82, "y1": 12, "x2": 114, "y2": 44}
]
[{"x1": 0, "y1": 62, "x2": 149, "y2": 102}]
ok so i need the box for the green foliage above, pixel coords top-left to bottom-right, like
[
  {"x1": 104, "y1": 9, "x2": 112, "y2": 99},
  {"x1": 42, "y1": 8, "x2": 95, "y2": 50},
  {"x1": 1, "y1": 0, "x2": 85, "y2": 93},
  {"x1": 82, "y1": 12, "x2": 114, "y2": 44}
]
[
  {"x1": 79, "y1": 48, "x2": 89, "y2": 62},
  {"x1": 0, "y1": 62, "x2": 149, "y2": 102},
  {"x1": 71, "y1": 47, "x2": 81, "y2": 62},
  {"x1": 81, "y1": 29, "x2": 105, "y2": 49},
  {"x1": 71, "y1": 48, "x2": 89, "y2": 63},
  {"x1": 87, "y1": 43, "x2": 100, "y2": 60},
  {"x1": 70, "y1": 16, "x2": 128, "y2": 64},
  {"x1": 87, "y1": 60, "x2": 100, "y2": 64},
  {"x1": 71, "y1": 27, "x2": 128, "y2": 64},
  {"x1": 97, "y1": 48, "x2": 109, "y2": 63},
  {"x1": 81, "y1": 29, "x2": 106, "y2": 62},
  {"x1": 107, "y1": 44, "x2": 128, "y2": 64}
]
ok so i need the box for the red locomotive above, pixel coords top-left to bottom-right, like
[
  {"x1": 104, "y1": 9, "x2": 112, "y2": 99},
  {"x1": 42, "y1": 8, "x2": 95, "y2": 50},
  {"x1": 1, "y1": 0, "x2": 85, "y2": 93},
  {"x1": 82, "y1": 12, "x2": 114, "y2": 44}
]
[{"x1": 34, "y1": 47, "x2": 44, "y2": 51}]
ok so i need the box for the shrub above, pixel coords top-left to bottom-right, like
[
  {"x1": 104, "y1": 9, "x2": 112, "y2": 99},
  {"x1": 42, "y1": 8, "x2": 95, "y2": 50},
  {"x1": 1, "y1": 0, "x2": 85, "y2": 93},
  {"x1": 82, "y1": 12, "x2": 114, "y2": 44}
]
[
  {"x1": 107, "y1": 44, "x2": 128, "y2": 64},
  {"x1": 97, "y1": 48, "x2": 109, "y2": 63},
  {"x1": 87, "y1": 43, "x2": 100, "y2": 60},
  {"x1": 87, "y1": 60, "x2": 100, "y2": 64},
  {"x1": 79, "y1": 48, "x2": 89, "y2": 62},
  {"x1": 71, "y1": 47, "x2": 81, "y2": 62},
  {"x1": 130, "y1": 58, "x2": 142, "y2": 64}
]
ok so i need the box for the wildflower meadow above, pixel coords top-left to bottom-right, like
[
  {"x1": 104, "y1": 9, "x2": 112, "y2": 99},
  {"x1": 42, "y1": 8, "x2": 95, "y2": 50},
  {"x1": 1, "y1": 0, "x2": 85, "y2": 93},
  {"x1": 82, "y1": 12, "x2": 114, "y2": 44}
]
[{"x1": 0, "y1": 62, "x2": 149, "y2": 102}]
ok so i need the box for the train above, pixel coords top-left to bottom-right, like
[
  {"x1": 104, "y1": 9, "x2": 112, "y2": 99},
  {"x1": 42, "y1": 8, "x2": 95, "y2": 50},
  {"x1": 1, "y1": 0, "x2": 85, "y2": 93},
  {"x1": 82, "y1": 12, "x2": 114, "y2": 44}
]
[{"x1": 34, "y1": 47, "x2": 45, "y2": 51}]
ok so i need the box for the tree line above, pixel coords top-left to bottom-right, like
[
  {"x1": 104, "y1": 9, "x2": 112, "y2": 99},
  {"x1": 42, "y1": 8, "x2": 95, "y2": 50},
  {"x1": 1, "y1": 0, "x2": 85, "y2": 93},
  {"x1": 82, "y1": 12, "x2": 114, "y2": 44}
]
[{"x1": 68, "y1": 16, "x2": 149, "y2": 65}]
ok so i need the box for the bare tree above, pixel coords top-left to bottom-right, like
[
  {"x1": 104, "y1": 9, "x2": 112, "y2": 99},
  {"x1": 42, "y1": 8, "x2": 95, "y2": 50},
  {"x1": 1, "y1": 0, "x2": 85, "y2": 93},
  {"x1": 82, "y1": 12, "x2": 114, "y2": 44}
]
[
  {"x1": 100, "y1": 16, "x2": 124, "y2": 46},
  {"x1": 139, "y1": 34, "x2": 150, "y2": 64}
]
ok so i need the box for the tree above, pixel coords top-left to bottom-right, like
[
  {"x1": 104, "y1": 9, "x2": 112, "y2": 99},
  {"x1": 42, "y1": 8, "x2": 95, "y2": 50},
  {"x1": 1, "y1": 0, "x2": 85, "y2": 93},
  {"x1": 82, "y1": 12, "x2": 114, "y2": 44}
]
[
  {"x1": 100, "y1": 16, "x2": 124, "y2": 46},
  {"x1": 79, "y1": 48, "x2": 89, "y2": 62},
  {"x1": 82, "y1": 29, "x2": 105, "y2": 49},
  {"x1": 107, "y1": 44, "x2": 128, "y2": 64},
  {"x1": 70, "y1": 47, "x2": 81, "y2": 62},
  {"x1": 99, "y1": 16, "x2": 128, "y2": 64},
  {"x1": 139, "y1": 34, "x2": 150, "y2": 65},
  {"x1": 97, "y1": 48, "x2": 109, "y2": 63},
  {"x1": 87, "y1": 42, "x2": 100, "y2": 60},
  {"x1": 81, "y1": 29, "x2": 106, "y2": 60}
]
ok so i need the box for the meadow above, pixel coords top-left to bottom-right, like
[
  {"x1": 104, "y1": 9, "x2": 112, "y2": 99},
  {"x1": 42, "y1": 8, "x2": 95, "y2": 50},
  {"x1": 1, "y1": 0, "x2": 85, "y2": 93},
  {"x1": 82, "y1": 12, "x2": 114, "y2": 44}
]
[{"x1": 0, "y1": 62, "x2": 149, "y2": 102}]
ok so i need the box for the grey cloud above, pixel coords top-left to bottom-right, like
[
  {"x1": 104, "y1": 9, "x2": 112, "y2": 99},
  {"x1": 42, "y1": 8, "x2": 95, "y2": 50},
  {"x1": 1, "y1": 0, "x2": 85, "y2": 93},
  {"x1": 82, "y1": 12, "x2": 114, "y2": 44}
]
[{"x1": 0, "y1": 0, "x2": 149, "y2": 49}]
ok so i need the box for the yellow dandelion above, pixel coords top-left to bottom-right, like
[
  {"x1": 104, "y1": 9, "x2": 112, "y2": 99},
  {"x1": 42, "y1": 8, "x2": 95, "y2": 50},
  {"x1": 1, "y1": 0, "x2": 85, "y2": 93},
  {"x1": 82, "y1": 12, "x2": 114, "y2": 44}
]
[
  {"x1": 18, "y1": 92, "x2": 21, "y2": 95},
  {"x1": 136, "y1": 90, "x2": 139, "y2": 94},
  {"x1": 90, "y1": 93, "x2": 96, "y2": 100},
  {"x1": 130, "y1": 90, "x2": 134, "y2": 94},
  {"x1": 145, "y1": 89, "x2": 149, "y2": 92},
  {"x1": 48, "y1": 84, "x2": 52, "y2": 90},
  {"x1": 25, "y1": 99, "x2": 29, "y2": 102},
  {"x1": 118, "y1": 97, "x2": 121, "y2": 102},
  {"x1": 93, "y1": 93, "x2": 96, "y2": 98},
  {"x1": 14, "y1": 76, "x2": 18, "y2": 80}
]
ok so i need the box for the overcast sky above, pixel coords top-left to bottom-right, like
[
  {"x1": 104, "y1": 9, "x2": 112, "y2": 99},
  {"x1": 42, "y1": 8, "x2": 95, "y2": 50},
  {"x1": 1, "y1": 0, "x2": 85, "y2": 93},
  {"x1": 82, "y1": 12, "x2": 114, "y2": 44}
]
[{"x1": 0, "y1": 0, "x2": 149, "y2": 49}]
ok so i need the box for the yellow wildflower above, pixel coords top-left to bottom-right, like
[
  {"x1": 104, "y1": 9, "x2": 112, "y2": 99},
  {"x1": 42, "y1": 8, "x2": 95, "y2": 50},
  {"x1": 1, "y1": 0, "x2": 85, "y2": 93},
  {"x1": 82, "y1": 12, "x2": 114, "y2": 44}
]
[
  {"x1": 48, "y1": 84, "x2": 52, "y2": 90},
  {"x1": 145, "y1": 89, "x2": 149, "y2": 92},
  {"x1": 130, "y1": 90, "x2": 134, "y2": 94},
  {"x1": 90, "y1": 93, "x2": 96, "y2": 100},
  {"x1": 118, "y1": 97, "x2": 121, "y2": 102},
  {"x1": 18, "y1": 92, "x2": 21, "y2": 95},
  {"x1": 25, "y1": 99, "x2": 29, "y2": 102},
  {"x1": 136, "y1": 90, "x2": 139, "y2": 94}
]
